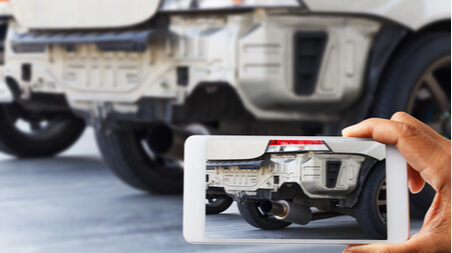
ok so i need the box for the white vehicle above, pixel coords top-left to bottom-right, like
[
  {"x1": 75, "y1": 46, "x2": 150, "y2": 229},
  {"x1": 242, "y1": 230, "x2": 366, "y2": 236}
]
[
  {"x1": 205, "y1": 139, "x2": 387, "y2": 238},
  {"x1": 0, "y1": 1, "x2": 449, "y2": 214}
]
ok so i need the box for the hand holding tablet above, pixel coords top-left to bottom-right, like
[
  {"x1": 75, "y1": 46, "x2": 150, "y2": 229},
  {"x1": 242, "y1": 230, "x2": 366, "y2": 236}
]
[
  {"x1": 183, "y1": 112, "x2": 450, "y2": 251},
  {"x1": 342, "y1": 112, "x2": 451, "y2": 253}
]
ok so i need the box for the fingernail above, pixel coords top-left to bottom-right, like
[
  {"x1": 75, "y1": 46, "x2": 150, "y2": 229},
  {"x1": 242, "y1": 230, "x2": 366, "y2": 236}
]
[
  {"x1": 341, "y1": 125, "x2": 356, "y2": 136},
  {"x1": 342, "y1": 247, "x2": 356, "y2": 253}
]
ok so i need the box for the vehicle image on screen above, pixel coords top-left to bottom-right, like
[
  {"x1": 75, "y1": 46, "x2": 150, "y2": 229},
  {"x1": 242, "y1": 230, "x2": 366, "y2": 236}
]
[
  {"x1": 0, "y1": 0, "x2": 448, "y2": 213},
  {"x1": 205, "y1": 139, "x2": 387, "y2": 239}
]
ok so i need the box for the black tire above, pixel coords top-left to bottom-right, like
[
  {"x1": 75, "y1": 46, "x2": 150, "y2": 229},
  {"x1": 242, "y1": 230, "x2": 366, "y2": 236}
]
[
  {"x1": 0, "y1": 103, "x2": 85, "y2": 157},
  {"x1": 206, "y1": 195, "x2": 233, "y2": 215},
  {"x1": 237, "y1": 200, "x2": 291, "y2": 230},
  {"x1": 372, "y1": 33, "x2": 450, "y2": 218},
  {"x1": 95, "y1": 126, "x2": 183, "y2": 194},
  {"x1": 355, "y1": 162, "x2": 387, "y2": 239}
]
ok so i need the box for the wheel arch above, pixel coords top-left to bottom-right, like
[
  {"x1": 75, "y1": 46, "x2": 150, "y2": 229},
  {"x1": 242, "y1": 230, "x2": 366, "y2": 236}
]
[
  {"x1": 367, "y1": 21, "x2": 451, "y2": 116},
  {"x1": 339, "y1": 158, "x2": 381, "y2": 209},
  {"x1": 304, "y1": 0, "x2": 450, "y2": 31},
  {"x1": 417, "y1": 19, "x2": 451, "y2": 34},
  {"x1": 339, "y1": 19, "x2": 450, "y2": 129}
]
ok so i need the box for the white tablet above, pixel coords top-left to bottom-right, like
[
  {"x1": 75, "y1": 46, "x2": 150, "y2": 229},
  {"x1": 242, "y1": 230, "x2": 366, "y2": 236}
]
[{"x1": 183, "y1": 136, "x2": 409, "y2": 245}]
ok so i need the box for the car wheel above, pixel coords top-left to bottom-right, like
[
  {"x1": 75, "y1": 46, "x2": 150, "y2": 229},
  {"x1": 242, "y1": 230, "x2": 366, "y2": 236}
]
[
  {"x1": 237, "y1": 200, "x2": 291, "y2": 230},
  {"x1": 372, "y1": 33, "x2": 450, "y2": 218},
  {"x1": 95, "y1": 126, "x2": 183, "y2": 194},
  {"x1": 355, "y1": 162, "x2": 387, "y2": 239},
  {"x1": 206, "y1": 194, "x2": 233, "y2": 215},
  {"x1": 0, "y1": 102, "x2": 85, "y2": 157}
]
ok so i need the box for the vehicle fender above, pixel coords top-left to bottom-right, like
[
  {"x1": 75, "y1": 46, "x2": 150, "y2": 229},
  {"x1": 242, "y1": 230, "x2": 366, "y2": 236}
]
[
  {"x1": 339, "y1": 158, "x2": 381, "y2": 208},
  {"x1": 335, "y1": 24, "x2": 408, "y2": 132},
  {"x1": 304, "y1": 0, "x2": 450, "y2": 31},
  {"x1": 324, "y1": 140, "x2": 385, "y2": 161}
]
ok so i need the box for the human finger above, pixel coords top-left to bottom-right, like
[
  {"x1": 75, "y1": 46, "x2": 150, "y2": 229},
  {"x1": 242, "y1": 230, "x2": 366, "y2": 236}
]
[
  {"x1": 407, "y1": 164, "x2": 425, "y2": 193},
  {"x1": 391, "y1": 112, "x2": 450, "y2": 148},
  {"x1": 342, "y1": 118, "x2": 449, "y2": 193}
]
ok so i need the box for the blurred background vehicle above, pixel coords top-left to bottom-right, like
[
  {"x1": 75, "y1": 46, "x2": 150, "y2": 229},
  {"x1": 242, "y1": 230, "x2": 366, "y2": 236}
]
[{"x1": 0, "y1": 0, "x2": 449, "y2": 218}]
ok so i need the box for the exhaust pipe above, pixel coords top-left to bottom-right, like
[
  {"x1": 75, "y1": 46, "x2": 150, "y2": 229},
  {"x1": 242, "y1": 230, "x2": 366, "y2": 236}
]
[
  {"x1": 260, "y1": 200, "x2": 312, "y2": 225},
  {"x1": 145, "y1": 123, "x2": 209, "y2": 160}
]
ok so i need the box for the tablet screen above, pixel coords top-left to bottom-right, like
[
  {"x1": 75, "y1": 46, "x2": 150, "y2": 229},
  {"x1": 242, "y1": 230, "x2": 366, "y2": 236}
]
[{"x1": 205, "y1": 138, "x2": 387, "y2": 240}]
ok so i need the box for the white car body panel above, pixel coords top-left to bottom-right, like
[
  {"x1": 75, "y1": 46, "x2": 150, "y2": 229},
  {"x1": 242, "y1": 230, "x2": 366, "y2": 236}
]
[
  {"x1": 327, "y1": 141, "x2": 385, "y2": 161},
  {"x1": 206, "y1": 139, "x2": 269, "y2": 160},
  {"x1": 0, "y1": 2, "x2": 12, "y2": 16},
  {"x1": 9, "y1": 0, "x2": 161, "y2": 29},
  {"x1": 305, "y1": 0, "x2": 451, "y2": 30},
  {"x1": 7, "y1": 0, "x2": 450, "y2": 30},
  {"x1": 206, "y1": 139, "x2": 385, "y2": 161}
]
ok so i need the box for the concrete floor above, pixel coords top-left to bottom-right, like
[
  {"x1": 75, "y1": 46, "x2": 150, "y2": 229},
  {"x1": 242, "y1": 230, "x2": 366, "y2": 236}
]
[
  {"x1": 0, "y1": 129, "x2": 422, "y2": 253},
  {"x1": 206, "y1": 205, "x2": 377, "y2": 239}
]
